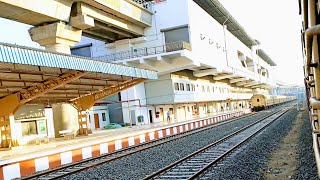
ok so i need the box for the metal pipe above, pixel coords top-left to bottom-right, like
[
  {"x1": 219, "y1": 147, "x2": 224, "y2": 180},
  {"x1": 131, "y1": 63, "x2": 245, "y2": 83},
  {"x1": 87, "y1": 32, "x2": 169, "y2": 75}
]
[
  {"x1": 303, "y1": 0, "x2": 309, "y2": 30},
  {"x1": 304, "y1": 24, "x2": 320, "y2": 68},
  {"x1": 313, "y1": 133, "x2": 320, "y2": 177},
  {"x1": 310, "y1": 97, "x2": 320, "y2": 109}
]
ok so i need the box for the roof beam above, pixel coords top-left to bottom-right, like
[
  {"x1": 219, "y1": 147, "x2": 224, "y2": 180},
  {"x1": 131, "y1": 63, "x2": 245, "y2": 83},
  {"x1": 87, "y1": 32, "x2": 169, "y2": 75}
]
[
  {"x1": 95, "y1": 21, "x2": 133, "y2": 38},
  {"x1": 0, "y1": 71, "x2": 88, "y2": 117},
  {"x1": 193, "y1": 68, "x2": 221, "y2": 77},
  {"x1": 71, "y1": 78, "x2": 145, "y2": 111},
  {"x1": 229, "y1": 77, "x2": 248, "y2": 84},
  {"x1": 236, "y1": 80, "x2": 254, "y2": 86},
  {"x1": 213, "y1": 74, "x2": 237, "y2": 81},
  {"x1": 79, "y1": 2, "x2": 144, "y2": 36}
]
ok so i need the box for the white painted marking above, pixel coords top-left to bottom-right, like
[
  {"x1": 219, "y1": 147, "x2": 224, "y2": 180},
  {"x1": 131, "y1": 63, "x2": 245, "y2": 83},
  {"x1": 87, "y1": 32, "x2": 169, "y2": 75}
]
[
  {"x1": 173, "y1": 127, "x2": 177, "y2": 134},
  {"x1": 190, "y1": 123, "x2": 194, "y2": 129},
  {"x1": 185, "y1": 124, "x2": 189, "y2": 131},
  {"x1": 158, "y1": 130, "x2": 163, "y2": 138},
  {"x1": 195, "y1": 122, "x2": 198, "y2": 128},
  {"x1": 82, "y1": 147, "x2": 92, "y2": 159},
  {"x1": 179, "y1": 125, "x2": 183, "y2": 133},
  {"x1": 60, "y1": 151, "x2": 72, "y2": 165},
  {"x1": 100, "y1": 143, "x2": 108, "y2": 155},
  {"x1": 115, "y1": 140, "x2": 122, "y2": 150},
  {"x1": 200, "y1": 121, "x2": 203, "y2": 127},
  {"x1": 35, "y1": 157, "x2": 49, "y2": 172},
  {"x1": 3, "y1": 163, "x2": 20, "y2": 180},
  {"x1": 166, "y1": 128, "x2": 171, "y2": 136},
  {"x1": 139, "y1": 134, "x2": 146, "y2": 143},
  {"x1": 149, "y1": 132, "x2": 155, "y2": 141},
  {"x1": 204, "y1": 120, "x2": 207, "y2": 126},
  {"x1": 128, "y1": 137, "x2": 135, "y2": 146}
]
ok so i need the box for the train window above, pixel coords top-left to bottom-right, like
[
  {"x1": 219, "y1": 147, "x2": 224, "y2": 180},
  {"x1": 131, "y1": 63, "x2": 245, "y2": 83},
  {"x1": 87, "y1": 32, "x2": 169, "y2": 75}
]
[
  {"x1": 180, "y1": 83, "x2": 185, "y2": 91},
  {"x1": 186, "y1": 84, "x2": 191, "y2": 91},
  {"x1": 174, "y1": 83, "x2": 179, "y2": 91},
  {"x1": 257, "y1": 99, "x2": 260, "y2": 102}
]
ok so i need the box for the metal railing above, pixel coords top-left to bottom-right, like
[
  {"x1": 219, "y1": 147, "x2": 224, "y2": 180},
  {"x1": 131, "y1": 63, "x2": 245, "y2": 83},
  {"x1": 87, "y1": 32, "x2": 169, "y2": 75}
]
[
  {"x1": 96, "y1": 41, "x2": 192, "y2": 62},
  {"x1": 131, "y1": 0, "x2": 167, "y2": 11}
]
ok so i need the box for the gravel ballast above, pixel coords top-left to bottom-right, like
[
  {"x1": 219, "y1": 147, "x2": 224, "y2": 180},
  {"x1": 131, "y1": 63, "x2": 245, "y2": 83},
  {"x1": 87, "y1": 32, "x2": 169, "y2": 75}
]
[
  {"x1": 64, "y1": 111, "x2": 274, "y2": 180},
  {"x1": 199, "y1": 108, "x2": 299, "y2": 179},
  {"x1": 293, "y1": 110, "x2": 318, "y2": 179}
]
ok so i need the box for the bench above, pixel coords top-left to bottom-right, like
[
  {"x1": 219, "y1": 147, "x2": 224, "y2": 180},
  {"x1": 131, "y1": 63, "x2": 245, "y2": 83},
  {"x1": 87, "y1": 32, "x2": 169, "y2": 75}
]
[
  {"x1": 59, "y1": 130, "x2": 75, "y2": 140},
  {"x1": 35, "y1": 135, "x2": 50, "y2": 145}
]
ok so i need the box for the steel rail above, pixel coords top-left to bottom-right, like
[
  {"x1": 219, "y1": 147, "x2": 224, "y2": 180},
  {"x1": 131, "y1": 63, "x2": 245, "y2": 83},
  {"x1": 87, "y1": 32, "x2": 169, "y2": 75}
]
[
  {"x1": 143, "y1": 107, "x2": 291, "y2": 180},
  {"x1": 21, "y1": 112, "x2": 254, "y2": 180}
]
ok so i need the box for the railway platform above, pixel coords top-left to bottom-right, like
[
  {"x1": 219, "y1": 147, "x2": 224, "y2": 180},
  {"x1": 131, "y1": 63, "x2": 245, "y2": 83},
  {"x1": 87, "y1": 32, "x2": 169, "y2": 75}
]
[{"x1": 0, "y1": 109, "x2": 248, "y2": 180}]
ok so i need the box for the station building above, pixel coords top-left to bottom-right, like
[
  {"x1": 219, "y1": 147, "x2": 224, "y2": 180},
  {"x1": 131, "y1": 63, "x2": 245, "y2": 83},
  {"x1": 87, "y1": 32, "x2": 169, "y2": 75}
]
[{"x1": 72, "y1": 0, "x2": 277, "y2": 127}]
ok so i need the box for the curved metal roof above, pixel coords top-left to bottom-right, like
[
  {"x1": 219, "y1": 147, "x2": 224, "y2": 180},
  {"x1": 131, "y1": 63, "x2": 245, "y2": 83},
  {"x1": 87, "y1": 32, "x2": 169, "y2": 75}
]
[
  {"x1": 0, "y1": 42, "x2": 158, "y2": 79},
  {"x1": 193, "y1": 0, "x2": 277, "y2": 66}
]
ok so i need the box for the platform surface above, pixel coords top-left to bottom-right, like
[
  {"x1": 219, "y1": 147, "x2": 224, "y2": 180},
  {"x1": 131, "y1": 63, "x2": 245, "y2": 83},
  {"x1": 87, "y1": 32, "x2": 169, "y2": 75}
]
[{"x1": 0, "y1": 109, "x2": 250, "y2": 164}]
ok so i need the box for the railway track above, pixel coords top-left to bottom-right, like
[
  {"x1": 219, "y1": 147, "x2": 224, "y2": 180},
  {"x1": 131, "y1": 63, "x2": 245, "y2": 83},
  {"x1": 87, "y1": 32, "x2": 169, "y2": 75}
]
[
  {"x1": 21, "y1": 113, "x2": 254, "y2": 180},
  {"x1": 21, "y1": 105, "x2": 291, "y2": 180},
  {"x1": 143, "y1": 107, "x2": 291, "y2": 180}
]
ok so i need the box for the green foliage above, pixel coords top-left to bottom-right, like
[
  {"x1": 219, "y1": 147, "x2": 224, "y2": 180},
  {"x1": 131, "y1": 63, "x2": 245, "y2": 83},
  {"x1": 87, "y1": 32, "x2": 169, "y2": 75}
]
[{"x1": 137, "y1": 115, "x2": 144, "y2": 123}]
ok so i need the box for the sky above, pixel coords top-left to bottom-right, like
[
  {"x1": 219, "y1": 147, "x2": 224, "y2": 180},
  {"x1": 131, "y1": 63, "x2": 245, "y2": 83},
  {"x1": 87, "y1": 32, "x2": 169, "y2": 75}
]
[
  {"x1": 219, "y1": 0, "x2": 304, "y2": 85},
  {"x1": 0, "y1": 0, "x2": 304, "y2": 85}
]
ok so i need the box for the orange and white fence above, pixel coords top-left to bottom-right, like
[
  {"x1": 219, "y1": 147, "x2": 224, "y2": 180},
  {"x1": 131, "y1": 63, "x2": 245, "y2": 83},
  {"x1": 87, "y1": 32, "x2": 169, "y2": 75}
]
[{"x1": 0, "y1": 111, "x2": 244, "y2": 180}]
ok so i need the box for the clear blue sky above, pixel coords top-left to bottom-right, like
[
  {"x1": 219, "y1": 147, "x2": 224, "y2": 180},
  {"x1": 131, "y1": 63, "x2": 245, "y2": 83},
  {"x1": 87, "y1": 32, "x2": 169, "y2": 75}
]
[{"x1": 0, "y1": 0, "x2": 304, "y2": 85}]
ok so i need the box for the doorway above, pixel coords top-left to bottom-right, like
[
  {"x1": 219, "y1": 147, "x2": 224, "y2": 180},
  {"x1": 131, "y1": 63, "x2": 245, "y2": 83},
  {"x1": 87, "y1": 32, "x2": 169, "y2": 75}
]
[
  {"x1": 94, "y1": 114, "x2": 100, "y2": 129},
  {"x1": 149, "y1": 110, "x2": 153, "y2": 123},
  {"x1": 160, "y1": 108, "x2": 164, "y2": 121}
]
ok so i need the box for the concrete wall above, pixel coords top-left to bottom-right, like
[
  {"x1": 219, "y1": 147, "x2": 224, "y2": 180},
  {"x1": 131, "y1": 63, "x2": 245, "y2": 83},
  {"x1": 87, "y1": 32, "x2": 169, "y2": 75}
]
[
  {"x1": 145, "y1": 74, "x2": 174, "y2": 104},
  {"x1": 121, "y1": 83, "x2": 148, "y2": 125},
  {"x1": 188, "y1": 0, "x2": 227, "y2": 69}
]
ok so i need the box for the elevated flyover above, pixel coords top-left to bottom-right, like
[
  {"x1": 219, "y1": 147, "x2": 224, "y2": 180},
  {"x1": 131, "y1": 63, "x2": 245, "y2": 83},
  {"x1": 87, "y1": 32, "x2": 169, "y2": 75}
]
[
  {"x1": 0, "y1": 42, "x2": 157, "y2": 148},
  {"x1": 0, "y1": 0, "x2": 153, "y2": 53}
]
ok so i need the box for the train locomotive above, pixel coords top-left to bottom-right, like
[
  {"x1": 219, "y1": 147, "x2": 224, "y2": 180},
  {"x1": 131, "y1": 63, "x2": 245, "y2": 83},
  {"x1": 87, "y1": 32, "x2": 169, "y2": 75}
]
[{"x1": 250, "y1": 94, "x2": 296, "y2": 111}]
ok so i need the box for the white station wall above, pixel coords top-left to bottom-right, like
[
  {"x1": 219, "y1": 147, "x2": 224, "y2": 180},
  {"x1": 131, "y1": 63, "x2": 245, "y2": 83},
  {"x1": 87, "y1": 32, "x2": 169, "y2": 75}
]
[{"x1": 188, "y1": 0, "x2": 227, "y2": 69}]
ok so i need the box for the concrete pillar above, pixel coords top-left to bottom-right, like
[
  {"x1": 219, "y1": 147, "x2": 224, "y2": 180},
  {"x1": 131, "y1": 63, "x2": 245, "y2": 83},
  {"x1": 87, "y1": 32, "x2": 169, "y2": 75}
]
[
  {"x1": 44, "y1": 107, "x2": 55, "y2": 138},
  {"x1": 52, "y1": 104, "x2": 79, "y2": 138},
  {"x1": 9, "y1": 115, "x2": 22, "y2": 145},
  {"x1": 29, "y1": 22, "x2": 82, "y2": 54}
]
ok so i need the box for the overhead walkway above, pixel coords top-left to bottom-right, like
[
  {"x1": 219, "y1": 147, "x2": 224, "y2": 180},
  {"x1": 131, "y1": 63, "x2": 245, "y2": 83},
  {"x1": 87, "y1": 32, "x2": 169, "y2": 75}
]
[{"x1": 0, "y1": 42, "x2": 157, "y2": 149}]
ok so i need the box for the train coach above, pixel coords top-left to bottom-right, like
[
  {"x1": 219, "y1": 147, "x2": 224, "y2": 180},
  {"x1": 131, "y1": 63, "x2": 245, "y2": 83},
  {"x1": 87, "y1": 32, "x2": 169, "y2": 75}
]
[{"x1": 250, "y1": 94, "x2": 296, "y2": 111}]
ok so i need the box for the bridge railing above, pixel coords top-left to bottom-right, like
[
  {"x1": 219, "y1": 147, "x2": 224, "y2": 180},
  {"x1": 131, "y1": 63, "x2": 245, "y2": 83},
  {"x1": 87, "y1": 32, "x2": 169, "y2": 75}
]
[
  {"x1": 96, "y1": 41, "x2": 192, "y2": 62},
  {"x1": 131, "y1": 0, "x2": 167, "y2": 11}
]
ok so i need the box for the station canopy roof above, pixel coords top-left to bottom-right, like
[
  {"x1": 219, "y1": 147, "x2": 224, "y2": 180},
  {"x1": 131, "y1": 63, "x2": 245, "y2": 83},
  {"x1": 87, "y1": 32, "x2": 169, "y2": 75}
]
[
  {"x1": 0, "y1": 42, "x2": 157, "y2": 104},
  {"x1": 194, "y1": 0, "x2": 277, "y2": 66}
]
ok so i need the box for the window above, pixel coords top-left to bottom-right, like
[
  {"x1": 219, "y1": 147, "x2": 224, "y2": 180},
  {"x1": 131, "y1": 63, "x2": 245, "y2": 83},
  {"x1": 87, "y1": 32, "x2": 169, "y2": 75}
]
[
  {"x1": 102, "y1": 113, "x2": 106, "y2": 121},
  {"x1": 201, "y1": 85, "x2": 205, "y2": 92},
  {"x1": 257, "y1": 99, "x2": 260, "y2": 102},
  {"x1": 191, "y1": 84, "x2": 196, "y2": 91},
  {"x1": 163, "y1": 26, "x2": 190, "y2": 43},
  {"x1": 212, "y1": 87, "x2": 215, "y2": 93},
  {"x1": 180, "y1": 83, "x2": 185, "y2": 91},
  {"x1": 207, "y1": 86, "x2": 210, "y2": 93},
  {"x1": 186, "y1": 84, "x2": 191, "y2": 91},
  {"x1": 174, "y1": 83, "x2": 179, "y2": 91},
  {"x1": 88, "y1": 115, "x2": 91, "y2": 123}
]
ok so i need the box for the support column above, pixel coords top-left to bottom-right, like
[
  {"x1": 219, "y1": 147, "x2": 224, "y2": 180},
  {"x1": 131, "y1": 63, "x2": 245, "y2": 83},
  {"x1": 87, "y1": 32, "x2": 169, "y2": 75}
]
[
  {"x1": 0, "y1": 116, "x2": 19, "y2": 148},
  {"x1": 29, "y1": 22, "x2": 82, "y2": 54},
  {"x1": 78, "y1": 111, "x2": 92, "y2": 135}
]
